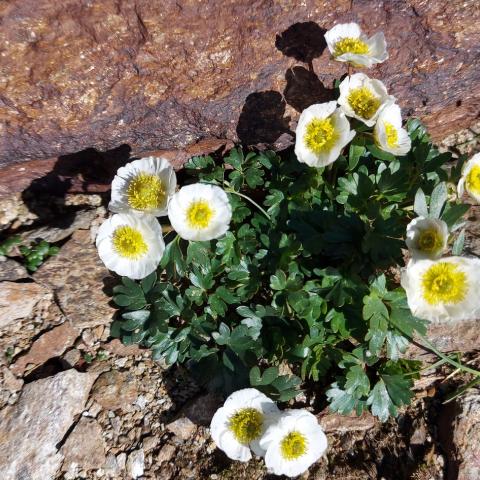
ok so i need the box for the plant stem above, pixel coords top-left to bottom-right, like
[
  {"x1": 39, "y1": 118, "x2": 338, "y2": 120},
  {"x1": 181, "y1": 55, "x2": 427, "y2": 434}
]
[
  {"x1": 226, "y1": 189, "x2": 271, "y2": 220},
  {"x1": 417, "y1": 333, "x2": 480, "y2": 377}
]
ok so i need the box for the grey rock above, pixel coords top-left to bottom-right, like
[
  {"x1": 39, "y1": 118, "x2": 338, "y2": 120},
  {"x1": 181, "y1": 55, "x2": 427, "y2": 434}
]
[
  {"x1": 126, "y1": 449, "x2": 145, "y2": 479},
  {"x1": 166, "y1": 416, "x2": 197, "y2": 441},
  {"x1": 21, "y1": 209, "x2": 97, "y2": 244},
  {"x1": 0, "y1": 370, "x2": 97, "y2": 480}
]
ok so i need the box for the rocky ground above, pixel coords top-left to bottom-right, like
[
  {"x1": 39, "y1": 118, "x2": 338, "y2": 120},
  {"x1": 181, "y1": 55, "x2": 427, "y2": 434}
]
[{"x1": 0, "y1": 128, "x2": 479, "y2": 480}]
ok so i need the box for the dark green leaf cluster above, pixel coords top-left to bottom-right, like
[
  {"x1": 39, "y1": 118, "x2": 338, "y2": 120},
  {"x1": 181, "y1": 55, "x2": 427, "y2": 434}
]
[
  {"x1": 111, "y1": 119, "x2": 465, "y2": 420},
  {"x1": 0, "y1": 235, "x2": 59, "y2": 272}
]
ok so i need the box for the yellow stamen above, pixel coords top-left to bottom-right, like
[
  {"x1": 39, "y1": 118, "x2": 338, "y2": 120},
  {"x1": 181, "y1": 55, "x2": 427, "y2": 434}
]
[
  {"x1": 348, "y1": 87, "x2": 381, "y2": 120},
  {"x1": 228, "y1": 408, "x2": 263, "y2": 444},
  {"x1": 280, "y1": 431, "x2": 308, "y2": 460},
  {"x1": 334, "y1": 37, "x2": 369, "y2": 57},
  {"x1": 127, "y1": 172, "x2": 165, "y2": 211},
  {"x1": 384, "y1": 122, "x2": 398, "y2": 147},
  {"x1": 466, "y1": 165, "x2": 480, "y2": 195},
  {"x1": 421, "y1": 262, "x2": 467, "y2": 305},
  {"x1": 112, "y1": 225, "x2": 148, "y2": 259},
  {"x1": 417, "y1": 228, "x2": 443, "y2": 254},
  {"x1": 304, "y1": 117, "x2": 339, "y2": 155},
  {"x1": 186, "y1": 200, "x2": 214, "y2": 229}
]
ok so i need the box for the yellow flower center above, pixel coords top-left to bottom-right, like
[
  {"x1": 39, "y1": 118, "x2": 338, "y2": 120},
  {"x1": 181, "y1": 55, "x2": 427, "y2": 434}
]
[
  {"x1": 112, "y1": 225, "x2": 148, "y2": 259},
  {"x1": 421, "y1": 262, "x2": 467, "y2": 305},
  {"x1": 228, "y1": 408, "x2": 263, "y2": 444},
  {"x1": 334, "y1": 37, "x2": 369, "y2": 57},
  {"x1": 348, "y1": 87, "x2": 381, "y2": 120},
  {"x1": 186, "y1": 200, "x2": 214, "y2": 229},
  {"x1": 417, "y1": 228, "x2": 443, "y2": 254},
  {"x1": 280, "y1": 431, "x2": 308, "y2": 460},
  {"x1": 384, "y1": 122, "x2": 398, "y2": 147},
  {"x1": 466, "y1": 165, "x2": 480, "y2": 195},
  {"x1": 304, "y1": 117, "x2": 339, "y2": 155},
  {"x1": 127, "y1": 172, "x2": 166, "y2": 211}
]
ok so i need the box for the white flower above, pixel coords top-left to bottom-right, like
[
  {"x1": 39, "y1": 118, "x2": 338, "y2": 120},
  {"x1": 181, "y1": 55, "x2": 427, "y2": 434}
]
[
  {"x1": 401, "y1": 257, "x2": 480, "y2": 322},
  {"x1": 324, "y1": 22, "x2": 388, "y2": 68},
  {"x1": 458, "y1": 153, "x2": 480, "y2": 203},
  {"x1": 210, "y1": 388, "x2": 280, "y2": 462},
  {"x1": 260, "y1": 409, "x2": 328, "y2": 478},
  {"x1": 295, "y1": 101, "x2": 355, "y2": 168},
  {"x1": 109, "y1": 157, "x2": 176, "y2": 216},
  {"x1": 168, "y1": 183, "x2": 232, "y2": 241},
  {"x1": 96, "y1": 213, "x2": 164, "y2": 279},
  {"x1": 406, "y1": 216, "x2": 448, "y2": 260},
  {"x1": 374, "y1": 103, "x2": 411, "y2": 155},
  {"x1": 338, "y1": 73, "x2": 394, "y2": 126}
]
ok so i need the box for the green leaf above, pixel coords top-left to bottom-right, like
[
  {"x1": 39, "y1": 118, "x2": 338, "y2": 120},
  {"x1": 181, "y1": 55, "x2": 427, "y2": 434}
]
[
  {"x1": 367, "y1": 144, "x2": 396, "y2": 162},
  {"x1": 452, "y1": 229, "x2": 465, "y2": 255},
  {"x1": 326, "y1": 383, "x2": 358, "y2": 415},
  {"x1": 429, "y1": 182, "x2": 447, "y2": 218},
  {"x1": 414, "y1": 188, "x2": 428, "y2": 217},
  {"x1": 441, "y1": 203, "x2": 470, "y2": 230},
  {"x1": 348, "y1": 141, "x2": 366, "y2": 170},
  {"x1": 141, "y1": 272, "x2": 157, "y2": 294},
  {"x1": 345, "y1": 365, "x2": 370, "y2": 398},
  {"x1": 270, "y1": 270, "x2": 287, "y2": 290},
  {"x1": 367, "y1": 379, "x2": 396, "y2": 422}
]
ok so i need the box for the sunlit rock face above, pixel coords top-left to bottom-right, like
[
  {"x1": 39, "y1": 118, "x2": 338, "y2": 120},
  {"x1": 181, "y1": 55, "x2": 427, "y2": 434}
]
[{"x1": 0, "y1": 0, "x2": 478, "y2": 177}]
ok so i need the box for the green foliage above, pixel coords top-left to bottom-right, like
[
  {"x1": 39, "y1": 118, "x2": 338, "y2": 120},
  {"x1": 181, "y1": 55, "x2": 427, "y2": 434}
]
[
  {"x1": 0, "y1": 236, "x2": 59, "y2": 272},
  {"x1": 111, "y1": 119, "x2": 467, "y2": 421}
]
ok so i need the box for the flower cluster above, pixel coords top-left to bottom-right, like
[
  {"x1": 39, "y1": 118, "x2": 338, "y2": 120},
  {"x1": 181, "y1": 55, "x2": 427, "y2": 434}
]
[
  {"x1": 210, "y1": 388, "x2": 327, "y2": 477},
  {"x1": 401, "y1": 152, "x2": 480, "y2": 323},
  {"x1": 101, "y1": 20, "x2": 480, "y2": 475},
  {"x1": 96, "y1": 157, "x2": 232, "y2": 279},
  {"x1": 296, "y1": 25, "x2": 408, "y2": 169}
]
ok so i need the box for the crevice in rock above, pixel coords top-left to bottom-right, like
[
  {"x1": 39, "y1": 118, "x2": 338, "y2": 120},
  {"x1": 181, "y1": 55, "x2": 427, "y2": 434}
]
[
  {"x1": 23, "y1": 357, "x2": 71, "y2": 383},
  {"x1": 55, "y1": 414, "x2": 82, "y2": 452}
]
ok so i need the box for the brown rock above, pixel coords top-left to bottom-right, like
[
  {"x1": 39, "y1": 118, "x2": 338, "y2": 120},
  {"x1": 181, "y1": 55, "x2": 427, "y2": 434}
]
[
  {"x1": 0, "y1": 370, "x2": 97, "y2": 480},
  {"x1": 61, "y1": 417, "x2": 107, "y2": 471},
  {"x1": 34, "y1": 229, "x2": 116, "y2": 328},
  {"x1": 319, "y1": 411, "x2": 376, "y2": 434},
  {"x1": 1, "y1": 366, "x2": 24, "y2": 392},
  {"x1": 0, "y1": 258, "x2": 29, "y2": 282},
  {"x1": 0, "y1": 281, "x2": 51, "y2": 328},
  {"x1": 438, "y1": 389, "x2": 480, "y2": 480},
  {"x1": 0, "y1": 1, "x2": 478, "y2": 190},
  {"x1": 91, "y1": 370, "x2": 138, "y2": 411},
  {"x1": 407, "y1": 320, "x2": 479, "y2": 362},
  {"x1": 156, "y1": 444, "x2": 176, "y2": 465},
  {"x1": 103, "y1": 339, "x2": 143, "y2": 357},
  {"x1": 166, "y1": 416, "x2": 197, "y2": 441},
  {"x1": 11, "y1": 322, "x2": 79, "y2": 376}
]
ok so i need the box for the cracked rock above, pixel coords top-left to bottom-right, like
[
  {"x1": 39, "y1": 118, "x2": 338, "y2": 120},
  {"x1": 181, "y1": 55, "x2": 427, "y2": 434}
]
[
  {"x1": 61, "y1": 417, "x2": 107, "y2": 471},
  {"x1": 0, "y1": 369, "x2": 97, "y2": 480}
]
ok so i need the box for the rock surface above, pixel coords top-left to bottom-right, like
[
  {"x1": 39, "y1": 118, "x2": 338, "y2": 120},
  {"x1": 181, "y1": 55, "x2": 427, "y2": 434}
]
[
  {"x1": 11, "y1": 322, "x2": 79, "y2": 376},
  {"x1": 34, "y1": 229, "x2": 116, "y2": 328},
  {"x1": 439, "y1": 388, "x2": 480, "y2": 480},
  {"x1": 0, "y1": 369, "x2": 97, "y2": 480},
  {"x1": 0, "y1": 0, "x2": 479, "y2": 189},
  {"x1": 61, "y1": 417, "x2": 107, "y2": 471},
  {"x1": 90, "y1": 370, "x2": 138, "y2": 411},
  {"x1": 0, "y1": 281, "x2": 51, "y2": 327}
]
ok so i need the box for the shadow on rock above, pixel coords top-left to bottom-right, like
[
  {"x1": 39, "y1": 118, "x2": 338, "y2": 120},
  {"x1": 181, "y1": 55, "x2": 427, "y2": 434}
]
[
  {"x1": 20, "y1": 144, "x2": 131, "y2": 230},
  {"x1": 284, "y1": 66, "x2": 336, "y2": 112},
  {"x1": 236, "y1": 91, "x2": 291, "y2": 147},
  {"x1": 276, "y1": 21, "x2": 327, "y2": 67}
]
